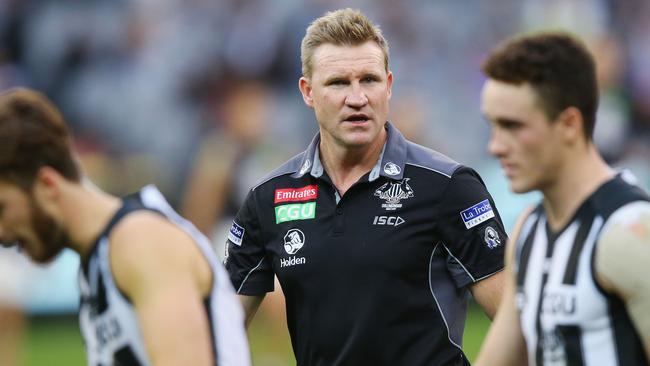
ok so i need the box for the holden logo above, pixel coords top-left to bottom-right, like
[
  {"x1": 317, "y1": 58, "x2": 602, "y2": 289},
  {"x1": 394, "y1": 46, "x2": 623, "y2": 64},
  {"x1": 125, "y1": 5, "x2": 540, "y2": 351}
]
[
  {"x1": 283, "y1": 229, "x2": 305, "y2": 254},
  {"x1": 299, "y1": 159, "x2": 311, "y2": 175},
  {"x1": 383, "y1": 162, "x2": 401, "y2": 176}
]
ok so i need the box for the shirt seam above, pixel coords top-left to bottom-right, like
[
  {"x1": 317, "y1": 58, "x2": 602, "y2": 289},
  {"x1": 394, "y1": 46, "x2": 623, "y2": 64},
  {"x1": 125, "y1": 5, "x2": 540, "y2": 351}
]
[
  {"x1": 442, "y1": 243, "x2": 477, "y2": 283},
  {"x1": 237, "y1": 257, "x2": 266, "y2": 294},
  {"x1": 429, "y1": 243, "x2": 463, "y2": 351}
]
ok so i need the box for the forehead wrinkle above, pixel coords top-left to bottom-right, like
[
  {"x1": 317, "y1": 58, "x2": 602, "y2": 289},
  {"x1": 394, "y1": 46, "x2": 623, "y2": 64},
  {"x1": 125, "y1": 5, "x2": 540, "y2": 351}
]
[{"x1": 312, "y1": 44, "x2": 385, "y2": 77}]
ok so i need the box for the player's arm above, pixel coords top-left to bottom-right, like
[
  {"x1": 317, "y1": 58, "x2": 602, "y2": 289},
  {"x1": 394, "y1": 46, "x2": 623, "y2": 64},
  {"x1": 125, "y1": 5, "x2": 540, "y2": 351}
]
[
  {"x1": 180, "y1": 136, "x2": 237, "y2": 235},
  {"x1": 225, "y1": 189, "x2": 275, "y2": 331},
  {"x1": 474, "y1": 209, "x2": 531, "y2": 366},
  {"x1": 469, "y1": 270, "x2": 504, "y2": 319},
  {"x1": 595, "y1": 202, "x2": 650, "y2": 362},
  {"x1": 435, "y1": 166, "x2": 508, "y2": 319},
  {"x1": 110, "y1": 212, "x2": 214, "y2": 366},
  {"x1": 238, "y1": 294, "x2": 265, "y2": 328}
]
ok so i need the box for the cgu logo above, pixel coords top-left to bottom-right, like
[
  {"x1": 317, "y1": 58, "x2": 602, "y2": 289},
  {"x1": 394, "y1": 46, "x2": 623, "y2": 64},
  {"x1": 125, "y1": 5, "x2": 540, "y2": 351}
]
[
  {"x1": 541, "y1": 291, "x2": 576, "y2": 315},
  {"x1": 372, "y1": 216, "x2": 405, "y2": 226},
  {"x1": 275, "y1": 202, "x2": 316, "y2": 224}
]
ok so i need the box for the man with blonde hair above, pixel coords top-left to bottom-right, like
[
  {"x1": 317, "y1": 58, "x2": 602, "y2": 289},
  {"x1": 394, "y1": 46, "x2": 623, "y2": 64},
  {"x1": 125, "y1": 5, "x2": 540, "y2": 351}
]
[{"x1": 226, "y1": 8, "x2": 507, "y2": 365}]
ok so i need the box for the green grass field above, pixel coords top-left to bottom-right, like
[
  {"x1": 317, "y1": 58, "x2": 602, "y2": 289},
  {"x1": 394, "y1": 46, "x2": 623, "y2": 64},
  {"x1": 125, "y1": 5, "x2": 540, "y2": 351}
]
[{"x1": 20, "y1": 302, "x2": 490, "y2": 365}]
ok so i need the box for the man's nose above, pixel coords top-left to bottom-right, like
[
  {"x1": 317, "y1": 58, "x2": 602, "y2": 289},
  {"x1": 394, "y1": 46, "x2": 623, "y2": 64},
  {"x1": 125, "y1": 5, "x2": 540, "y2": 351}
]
[
  {"x1": 345, "y1": 83, "x2": 368, "y2": 108},
  {"x1": 488, "y1": 129, "x2": 507, "y2": 157}
]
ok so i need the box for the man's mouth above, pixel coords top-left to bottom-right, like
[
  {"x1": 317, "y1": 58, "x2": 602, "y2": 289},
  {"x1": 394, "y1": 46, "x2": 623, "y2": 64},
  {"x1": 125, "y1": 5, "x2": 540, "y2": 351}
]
[
  {"x1": 343, "y1": 114, "x2": 370, "y2": 123},
  {"x1": 501, "y1": 162, "x2": 517, "y2": 177}
]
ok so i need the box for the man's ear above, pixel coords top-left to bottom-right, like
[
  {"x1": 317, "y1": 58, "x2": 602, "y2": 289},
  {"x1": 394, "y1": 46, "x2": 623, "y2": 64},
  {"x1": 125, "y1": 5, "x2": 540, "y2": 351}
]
[
  {"x1": 386, "y1": 71, "x2": 393, "y2": 100},
  {"x1": 299, "y1": 77, "x2": 314, "y2": 108},
  {"x1": 556, "y1": 106, "x2": 585, "y2": 144},
  {"x1": 32, "y1": 166, "x2": 63, "y2": 214}
]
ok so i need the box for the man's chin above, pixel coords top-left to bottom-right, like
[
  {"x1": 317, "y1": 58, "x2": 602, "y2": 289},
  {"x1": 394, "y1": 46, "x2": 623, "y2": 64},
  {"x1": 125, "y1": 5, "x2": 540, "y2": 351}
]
[
  {"x1": 28, "y1": 246, "x2": 64, "y2": 264},
  {"x1": 509, "y1": 180, "x2": 535, "y2": 194},
  {"x1": 341, "y1": 132, "x2": 382, "y2": 148}
]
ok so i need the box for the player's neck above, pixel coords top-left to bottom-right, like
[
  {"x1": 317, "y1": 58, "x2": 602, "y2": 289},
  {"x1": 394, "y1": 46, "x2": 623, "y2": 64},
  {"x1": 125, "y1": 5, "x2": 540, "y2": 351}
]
[
  {"x1": 319, "y1": 133, "x2": 386, "y2": 196},
  {"x1": 542, "y1": 144, "x2": 614, "y2": 231},
  {"x1": 62, "y1": 179, "x2": 122, "y2": 261}
]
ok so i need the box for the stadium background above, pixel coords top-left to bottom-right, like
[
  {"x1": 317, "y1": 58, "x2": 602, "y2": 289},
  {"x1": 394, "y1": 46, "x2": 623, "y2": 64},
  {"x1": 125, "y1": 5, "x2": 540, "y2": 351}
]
[{"x1": 1, "y1": 0, "x2": 649, "y2": 364}]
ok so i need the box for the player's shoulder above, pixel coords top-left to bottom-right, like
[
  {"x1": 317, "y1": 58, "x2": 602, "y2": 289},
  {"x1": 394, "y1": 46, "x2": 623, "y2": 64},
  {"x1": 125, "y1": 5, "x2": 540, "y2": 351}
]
[
  {"x1": 596, "y1": 185, "x2": 650, "y2": 264},
  {"x1": 404, "y1": 140, "x2": 461, "y2": 179},
  {"x1": 590, "y1": 174, "x2": 650, "y2": 220},
  {"x1": 250, "y1": 151, "x2": 307, "y2": 192},
  {"x1": 602, "y1": 200, "x2": 650, "y2": 233},
  {"x1": 595, "y1": 199, "x2": 650, "y2": 293},
  {"x1": 109, "y1": 210, "x2": 191, "y2": 254}
]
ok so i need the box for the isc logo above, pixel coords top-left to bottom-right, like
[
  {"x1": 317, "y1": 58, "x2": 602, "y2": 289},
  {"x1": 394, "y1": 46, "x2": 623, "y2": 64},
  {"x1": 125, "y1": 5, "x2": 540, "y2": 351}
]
[{"x1": 372, "y1": 216, "x2": 405, "y2": 226}]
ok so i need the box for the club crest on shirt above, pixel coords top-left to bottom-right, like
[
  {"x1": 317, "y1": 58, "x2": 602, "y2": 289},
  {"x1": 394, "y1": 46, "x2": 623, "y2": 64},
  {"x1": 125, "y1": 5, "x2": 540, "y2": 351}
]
[
  {"x1": 374, "y1": 178, "x2": 414, "y2": 210},
  {"x1": 484, "y1": 226, "x2": 501, "y2": 249},
  {"x1": 460, "y1": 199, "x2": 495, "y2": 229}
]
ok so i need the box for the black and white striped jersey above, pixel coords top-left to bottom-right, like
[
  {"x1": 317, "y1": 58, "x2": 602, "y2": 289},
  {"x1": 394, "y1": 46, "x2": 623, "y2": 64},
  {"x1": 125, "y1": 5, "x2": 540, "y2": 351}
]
[
  {"x1": 514, "y1": 175, "x2": 650, "y2": 366},
  {"x1": 78, "y1": 185, "x2": 250, "y2": 366}
]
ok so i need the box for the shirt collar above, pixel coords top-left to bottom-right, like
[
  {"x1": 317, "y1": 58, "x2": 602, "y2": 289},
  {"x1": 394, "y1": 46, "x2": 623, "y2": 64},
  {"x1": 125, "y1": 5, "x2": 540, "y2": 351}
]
[{"x1": 292, "y1": 121, "x2": 408, "y2": 181}]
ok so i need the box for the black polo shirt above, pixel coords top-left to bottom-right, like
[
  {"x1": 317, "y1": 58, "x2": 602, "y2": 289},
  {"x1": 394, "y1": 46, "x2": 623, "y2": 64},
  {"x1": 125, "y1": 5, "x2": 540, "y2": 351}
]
[{"x1": 225, "y1": 122, "x2": 507, "y2": 366}]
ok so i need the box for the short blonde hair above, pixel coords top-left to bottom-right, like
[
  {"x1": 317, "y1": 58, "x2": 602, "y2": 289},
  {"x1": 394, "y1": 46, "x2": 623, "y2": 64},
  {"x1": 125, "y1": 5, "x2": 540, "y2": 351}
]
[{"x1": 300, "y1": 8, "x2": 389, "y2": 78}]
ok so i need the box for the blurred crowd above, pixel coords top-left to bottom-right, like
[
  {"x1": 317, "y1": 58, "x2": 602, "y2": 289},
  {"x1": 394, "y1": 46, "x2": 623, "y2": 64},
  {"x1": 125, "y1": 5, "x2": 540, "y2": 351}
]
[
  {"x1": 1, "y1": 0, "x2": 649, "y2": 321},
  {"x1": 2, "y1": 0, "x2": 649, "y2": 364}
]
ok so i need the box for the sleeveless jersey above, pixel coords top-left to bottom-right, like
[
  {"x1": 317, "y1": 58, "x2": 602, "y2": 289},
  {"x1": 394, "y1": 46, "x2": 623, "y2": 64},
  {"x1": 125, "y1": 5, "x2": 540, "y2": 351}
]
[
  {"x1": 78, "y1": 185, "x2": 250, "y2": 366},
  {"x1": 514, "y1": 175, "x2": 650, "y2": 366}
]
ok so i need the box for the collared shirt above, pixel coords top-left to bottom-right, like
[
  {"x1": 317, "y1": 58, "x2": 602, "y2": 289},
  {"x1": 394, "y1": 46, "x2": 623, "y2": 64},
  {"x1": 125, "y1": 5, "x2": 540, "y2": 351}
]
[{"x1": 226, "y1": 122, "x2": 507, "y2": 366}]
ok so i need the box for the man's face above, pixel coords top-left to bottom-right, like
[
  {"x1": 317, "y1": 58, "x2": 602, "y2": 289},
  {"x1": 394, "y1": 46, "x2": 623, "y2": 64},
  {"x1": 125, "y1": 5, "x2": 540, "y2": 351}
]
[
  {"x1": 481, "y1": 80, "x2": 564, "y2": 193},
  {"x1": 0, "y1": 181, "x2": 66, "y2": 263},
  {"x1": 299, "y1": 41, "x2": 393, "y2": 151}
]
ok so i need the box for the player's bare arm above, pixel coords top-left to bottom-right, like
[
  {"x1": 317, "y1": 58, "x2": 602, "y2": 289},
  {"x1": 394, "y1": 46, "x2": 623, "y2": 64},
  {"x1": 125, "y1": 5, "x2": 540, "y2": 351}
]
[
  {"x1": 475, "y1": 207, "x2": 534, "y2": 366},
  {"x1": 238, "y1": 294, "x2": 266, "y2": 329},
  {"x1": 470, "y1": 270, "x2": 504, "y2": 319},
  {"x1": 109, "y1": 211, "x2": 214, "y2": 366},
  {"x1": 596, "y1": 201, "x2": 650, "y2": 362}
]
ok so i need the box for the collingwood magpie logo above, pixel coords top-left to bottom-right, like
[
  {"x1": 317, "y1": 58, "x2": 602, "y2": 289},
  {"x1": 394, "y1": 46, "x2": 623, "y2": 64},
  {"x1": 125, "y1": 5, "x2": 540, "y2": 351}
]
[
  {"x1": 484, "y1": 226, "x2": 501, "y2": 249},
  {"x1": 281, "y1": 229, "x2": 306, "y2": 268},
  {"x1": 374, "y1": 178, "x2": 414, "y2": 210}
]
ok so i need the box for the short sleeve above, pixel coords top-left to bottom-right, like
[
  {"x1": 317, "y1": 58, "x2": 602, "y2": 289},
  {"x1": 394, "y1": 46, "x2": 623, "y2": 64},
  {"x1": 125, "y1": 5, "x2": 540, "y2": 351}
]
[
  {"x1": 224, "y1": 190, "x2": 274, "y2": 295},
  {"x1": 434, "y1": 166, "x2": 507, "y2": 288}
]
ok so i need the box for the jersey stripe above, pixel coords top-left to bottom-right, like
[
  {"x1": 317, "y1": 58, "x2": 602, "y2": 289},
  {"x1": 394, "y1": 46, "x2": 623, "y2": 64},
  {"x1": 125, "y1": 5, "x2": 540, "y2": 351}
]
[
  {"x1": 558, "y1": 325, "x2": 585, "y2": 366},
  {"x1": 562, "y1": 214, "x2": 595, "y2": 285},
  {"x1": 516, "y1": 215, "x2": 539, "y2": 289},
  {"x1": 516, "y1": 175, "x2": 650, "y2": 366}
]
